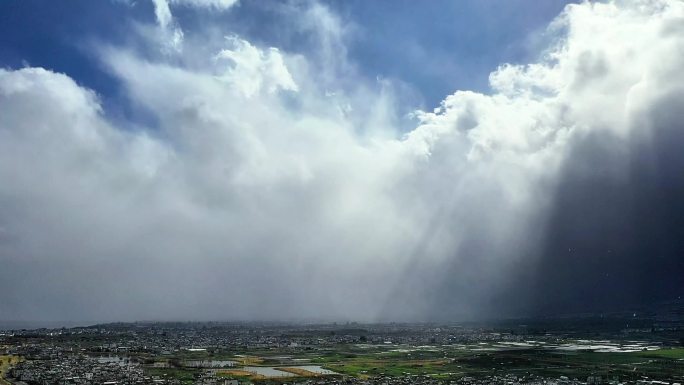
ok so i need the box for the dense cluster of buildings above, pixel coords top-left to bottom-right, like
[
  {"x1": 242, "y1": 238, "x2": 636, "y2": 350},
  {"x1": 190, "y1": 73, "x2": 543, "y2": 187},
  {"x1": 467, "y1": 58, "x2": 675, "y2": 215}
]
[
  {"x1": 1, "y1": 322, "x2": 559, "y2": 357},
  {"x1": 8, "y1": 356, "x2": 171, "y2": 385}
]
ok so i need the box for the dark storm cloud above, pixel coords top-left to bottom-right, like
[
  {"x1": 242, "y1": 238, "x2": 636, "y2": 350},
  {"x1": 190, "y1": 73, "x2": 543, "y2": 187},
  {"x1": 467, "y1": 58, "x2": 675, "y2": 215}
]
[{"x1": 529, "y1": 89, "x2": 684, "y2": 315}]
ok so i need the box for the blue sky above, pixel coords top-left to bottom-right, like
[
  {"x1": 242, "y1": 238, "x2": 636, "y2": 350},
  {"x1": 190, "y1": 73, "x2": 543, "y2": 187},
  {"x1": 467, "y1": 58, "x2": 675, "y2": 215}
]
[{"x1": 0, "y1": 0, "x2": 574, "y2": 113}]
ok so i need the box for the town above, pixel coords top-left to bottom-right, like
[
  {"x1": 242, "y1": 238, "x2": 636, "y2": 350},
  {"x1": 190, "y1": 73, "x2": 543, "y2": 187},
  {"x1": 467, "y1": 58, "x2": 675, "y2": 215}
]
[{"x1": 1, "y1": 308, "x2": 682, "y2": 385}]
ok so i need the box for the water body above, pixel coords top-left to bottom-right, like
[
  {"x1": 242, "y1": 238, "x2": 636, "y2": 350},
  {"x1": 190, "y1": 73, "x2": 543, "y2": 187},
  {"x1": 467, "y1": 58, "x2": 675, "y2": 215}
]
[
  {"x1": 462, "y1": 340, "x2": 661, "y2": 353},
  {"x1": 243, "y1": 366, "x2": 296, "y2": 377},
  {"x1": 292, "y1": 365, "x2": 337, "y2": 374},
  {"x1": 241, "y1": 365, "x2": 337, "y2": 377},
  {"x1": 184, "y1": 360, "x2": 236, "y2": 368},
  {"x1": 553, "y1": 340, "x2": 661, "y2": 353}
]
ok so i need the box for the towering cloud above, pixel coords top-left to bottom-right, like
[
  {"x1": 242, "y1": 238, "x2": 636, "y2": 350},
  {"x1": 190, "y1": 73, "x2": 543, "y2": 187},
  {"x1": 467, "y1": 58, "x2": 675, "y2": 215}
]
[{"x1": 0, "y1": 0, "x2": 682, "y2": 323}]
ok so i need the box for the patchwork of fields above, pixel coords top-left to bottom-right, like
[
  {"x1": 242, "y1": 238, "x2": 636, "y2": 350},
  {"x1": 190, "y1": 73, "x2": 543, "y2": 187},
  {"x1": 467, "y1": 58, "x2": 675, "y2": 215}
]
[{"x1": 141, "y1": 342, "x2": 684, "y2": 383}]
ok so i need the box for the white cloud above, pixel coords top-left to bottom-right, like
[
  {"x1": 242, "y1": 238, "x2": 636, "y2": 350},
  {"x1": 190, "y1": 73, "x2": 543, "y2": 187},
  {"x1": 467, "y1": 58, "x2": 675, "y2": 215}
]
[
  {"x1": 1, "y1": 0, "x2": 683, "y2": 321},
  {"x1": 149, "y1": 0, "x2": 238, "y2": 51},
  {"x1": 169, "y1": 0, "x2": 238, "y2": 9},
  {"x1": 150, "y1": 0, "x2": 184, "y2": 51},
  {"x1": 214, "y1": 37, "x2": 298, "y2": 97},
  {"x1": 151, "y1": 0, "x2": 173, "y2": 29}
]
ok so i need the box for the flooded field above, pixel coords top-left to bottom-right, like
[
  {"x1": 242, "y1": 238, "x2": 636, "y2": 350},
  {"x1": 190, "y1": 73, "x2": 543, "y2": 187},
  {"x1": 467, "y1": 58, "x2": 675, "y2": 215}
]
[
  {"x1": 242, "y1": 366, "x2": 296, "y2": 377},
  {"x1": 552, "y1": 340, "x2": 661, "y2": 353},
  {"x1": 290, "y1": 365, "x2": 337, "y2": 374},
  {"x1": 184, "y1": 360, "x2": 236, "y2": 368},
  {"x1": 238, "y1": 365, "x2": 337, "y2": 377},
  {"x1": 459, "y1": 340, "x2": 662, "y2": 353}
]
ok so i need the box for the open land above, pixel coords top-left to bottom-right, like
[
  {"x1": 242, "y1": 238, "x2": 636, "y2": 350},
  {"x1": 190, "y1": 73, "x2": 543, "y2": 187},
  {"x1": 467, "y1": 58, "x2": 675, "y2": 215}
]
[{"x1": 1, "y1": 304, "x2": 682, "y2": 385}]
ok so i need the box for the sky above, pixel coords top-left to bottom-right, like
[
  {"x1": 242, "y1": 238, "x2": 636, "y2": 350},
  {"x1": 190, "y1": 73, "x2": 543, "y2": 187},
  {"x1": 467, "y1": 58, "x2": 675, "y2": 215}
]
[{"x1": 0, "y1": 0, "x2": 683, "y2": 324}]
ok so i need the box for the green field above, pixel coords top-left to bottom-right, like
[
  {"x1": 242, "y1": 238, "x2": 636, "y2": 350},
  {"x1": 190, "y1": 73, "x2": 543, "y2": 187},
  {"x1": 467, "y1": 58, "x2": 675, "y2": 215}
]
[
  {"x1": 145, "y1": 367, "x2": 200, "y2": 384},
  {"x1": 141, "y1": 343, "x2": 684, "y2": 383},
  {"x1": 310, "y1": 346, "x2": 684, "y2": 381}
]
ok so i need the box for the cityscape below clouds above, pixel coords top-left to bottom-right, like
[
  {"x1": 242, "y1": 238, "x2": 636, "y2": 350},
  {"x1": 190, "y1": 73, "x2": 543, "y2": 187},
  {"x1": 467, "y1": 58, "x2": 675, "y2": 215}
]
[{"x1": 1, "y1": 1, "x2": 684, "y2": 385}]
